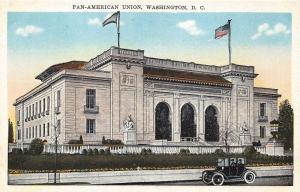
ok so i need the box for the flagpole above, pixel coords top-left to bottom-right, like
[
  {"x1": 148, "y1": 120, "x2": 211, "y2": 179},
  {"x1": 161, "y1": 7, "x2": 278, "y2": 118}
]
[
  {"x1": 117, "y1": 11, "x2": 120, "y2": 50},
  {"x1": 228, "y1": 19, "x2": 232, "y2": 65}
]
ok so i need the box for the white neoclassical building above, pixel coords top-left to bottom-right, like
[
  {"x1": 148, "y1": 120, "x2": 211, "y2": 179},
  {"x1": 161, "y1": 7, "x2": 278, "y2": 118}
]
[{"x1": 14, "y1": 46, "x2": 280, "y2": 146}]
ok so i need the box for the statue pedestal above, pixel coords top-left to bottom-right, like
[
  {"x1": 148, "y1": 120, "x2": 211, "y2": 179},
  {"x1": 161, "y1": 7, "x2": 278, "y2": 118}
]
[
  {"x1": 123, "y1": 129, "x2": 137, "y2": 145},
  {"x1": 265, "y1": 138, "x2": 284, "y2": 156},
  {"x1": 239, "y1": 132, "x2": 252, "y2": 146}
]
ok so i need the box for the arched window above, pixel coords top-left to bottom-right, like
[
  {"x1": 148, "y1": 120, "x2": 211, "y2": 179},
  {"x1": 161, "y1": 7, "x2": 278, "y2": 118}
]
[
  {"x1": 155, "y1": 102, "x2": 172, "y2": 141},
  {"x1": 181, "y1": 103, "x2": 196, "y2": 140},
  {"x1": 205, "y1": 105, "x2": 219, "y2": 142}
]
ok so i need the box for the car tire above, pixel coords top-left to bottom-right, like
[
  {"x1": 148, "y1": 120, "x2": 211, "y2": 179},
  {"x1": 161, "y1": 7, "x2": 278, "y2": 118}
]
[
  {"x1": 244, "y1": 171, "x2": 256, "y2": 184},
  {"x1": 202, "y1": 172, "x2": 212, "y2": 185},
  {"x1": 212, "y1": 173, "x2": 224, "y2": 186}
]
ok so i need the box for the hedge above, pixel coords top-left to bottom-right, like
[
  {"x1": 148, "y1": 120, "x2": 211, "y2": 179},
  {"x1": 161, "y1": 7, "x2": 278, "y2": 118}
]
[{"x1": 8, "y1": 153, "x2": 293, "y2": 172}]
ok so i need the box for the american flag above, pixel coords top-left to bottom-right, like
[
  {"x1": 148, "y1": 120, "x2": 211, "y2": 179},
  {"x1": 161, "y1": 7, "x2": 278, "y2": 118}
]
[{"x1": 215, "y1": 23, "x2": 230, "y2": 39}]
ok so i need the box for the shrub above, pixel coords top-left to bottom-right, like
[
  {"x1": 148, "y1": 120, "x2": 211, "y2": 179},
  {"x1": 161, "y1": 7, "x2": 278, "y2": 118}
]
[
  {"x1": 141, "y1": 148, "x2": 148, "y2": 155},
  {"x1": 29, "y1": 138, "x2": 44, "y2": 155},
  {"x1": 104, "y1": 148, "x2": 111, "y2": 155},
  {"x1": 214, "y1": 149, "x2": 225, "y2": 155},
  {"x1": 146, "y1": 148, "x2": 152, "y2": 155},
  {"x1": 81, "y1": 149, "x2": 88, "y2": 155},
  {"x1": 102, "y1": 138, "x2": 123, "y2": 146},
  {"x1": 68, "y1": 140, "x2": 83, "y2": 144},
  {"x1": 88, "y1": 149, "x2": 93, "y2": 155},
  {"x1": 12, "y1": 148, "x2": 23, "y2": 155},
  {"x1": 99, "y1": 149, "x2": 105, "y2": 155},
  {"x1": 243, "y1": 146, "x2": 258, "y2": 157},
  {"x1": 93, "y1": 148, "x2": 99, "y2": 155},
  {"x1": 179, "y1": 149, "x2": 190, "y2": 155},
  {"x1": 139, "y1": 148, "x2": 152, "y2": 155},
  {"x1": 23, "y1": 148, "x2": 29, "y2": 155}
]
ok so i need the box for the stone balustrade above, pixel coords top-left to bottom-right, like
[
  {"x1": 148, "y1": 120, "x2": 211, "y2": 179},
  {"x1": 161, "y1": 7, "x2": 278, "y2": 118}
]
[{"x1": 9, "y1": 143, "x2": 273, "y2": 155}]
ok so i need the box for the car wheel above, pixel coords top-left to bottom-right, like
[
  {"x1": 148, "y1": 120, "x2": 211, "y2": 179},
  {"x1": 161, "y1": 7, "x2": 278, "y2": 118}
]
[
  {"x1": 244, "y1": 171, "x2": 256, "y2": 184},
  {"x1": 202, "y1": 172, "x2": 212, "y2": 185},
  {"x1": 212, "y1": 173, "x2": 224, "y2": 186}
]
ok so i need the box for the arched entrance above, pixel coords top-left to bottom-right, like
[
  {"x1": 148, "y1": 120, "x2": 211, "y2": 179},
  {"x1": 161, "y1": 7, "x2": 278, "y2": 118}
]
[
  {"x1": 181, "y1": 103, "x2": 196, "y2": 141},
  {"x1": 155, "y1": 102, "x2": 172, "y2": 141},
  {"x1": 205, "y1": 105, "x2": 219, "y2": 142}
]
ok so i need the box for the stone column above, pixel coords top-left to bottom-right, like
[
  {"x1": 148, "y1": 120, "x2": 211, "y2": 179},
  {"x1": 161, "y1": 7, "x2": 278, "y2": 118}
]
[
  {"x1": 198, "y1": 97, "x2": 205, "y2": 141},
  {"x1": 173, "y1": 93, "x2": 180, "y2": 142}
]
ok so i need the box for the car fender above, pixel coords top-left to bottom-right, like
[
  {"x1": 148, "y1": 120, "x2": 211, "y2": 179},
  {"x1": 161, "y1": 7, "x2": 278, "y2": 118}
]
[{"x1": 214, "y1": 171, "x2": 229, "y2": 180}]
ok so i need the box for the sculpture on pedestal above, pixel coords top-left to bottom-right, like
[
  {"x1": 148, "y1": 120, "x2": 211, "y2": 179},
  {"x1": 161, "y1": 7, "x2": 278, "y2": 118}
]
[{"x1": 123, "y1": 114, "x2": 134, "y2": 130}]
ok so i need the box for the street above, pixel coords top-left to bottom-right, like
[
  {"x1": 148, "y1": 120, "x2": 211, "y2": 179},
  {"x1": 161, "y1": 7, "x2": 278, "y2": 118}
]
[{"x1": 143, "y1": 176, "x2": 292, "y2": 186}]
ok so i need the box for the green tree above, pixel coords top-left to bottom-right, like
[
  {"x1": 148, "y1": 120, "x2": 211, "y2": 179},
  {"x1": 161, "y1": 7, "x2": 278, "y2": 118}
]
[
  {"x1": 8, "y1": 118, "x2": 14, "y2": 143},
  {"x1": 29, "y1": 138, "x2": 44, "y2": 155},
  {"x1": 278, "y1": 100, "x2": 294, "y2": 150}
]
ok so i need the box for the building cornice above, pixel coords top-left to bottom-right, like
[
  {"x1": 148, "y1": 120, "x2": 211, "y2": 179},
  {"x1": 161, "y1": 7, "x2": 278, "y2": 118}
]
[
  {"x1": 144, "y1": 76, "x2": 233, "y2": 88},
  {"x1": 14, "y1": 70, "x2": 111, "y2": 106},
  {"x1": 254, "y1": 92, "x2": 281, "y2": 98}
]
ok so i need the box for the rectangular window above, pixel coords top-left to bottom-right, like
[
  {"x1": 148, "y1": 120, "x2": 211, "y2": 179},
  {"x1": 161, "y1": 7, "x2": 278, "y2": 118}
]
[
  {"x1": 47, "y1": 96, "x2": 50, "y2": 111},
  {"x1": 86, "y1": 119, "x2": 95, "y2": 133},
  {"x1": 57, "y1": 90, "x2": 61, "y2": 107},
  {"x1": 18, "y1": 110, "x2": 20, "y2": 121},
  {"x1": 86, "y1": 89, "x2": 96, "y2": 108},
  {"x1": 39, "y1": 100, "x2": 42, "y2": 114},
  {"x1": 26, "y1": 128, "x2": 28, "y2": 139},
  {"x1": 17, "y1": 130, "x2": 21, "y2": 140},
  {"x1": 35, "y1": 126, "x2": 37, "y2": 138},
  {"x1": 26, "y1": 107, "x2": 28, "y2": 118},
  {"x1": 259, "y1": 103, "x2": 266, "y2": 117},
  {"x1": 29, "y1": 105, "x2": 31, "y2": 117},
  {"x1": 43, "y1": 124, "x2": 45, "y2": 137},
  {"x1": 32, "y1": 127, "x2": 34, "y2": 138},
  {"x1": 29, "y1": 127, "x2": 31, "y2": 138},
  {"x1": 260, "y1": 126, "x2": 266, "y2": 138},
  {"x1": 43, "y1": 98, "x2": 45, "y2": 112},
  {"x1": 32, "y1": 104, "x2": 35, "y2": 115},
  {"x1": 39, "y1": 125, "x2": 41, "y2": 137},
  {"x1": 56, "y1": 119, "x2": 61, "y2": 134},
  {"x1": 47, "y1": 123, "x2": 50, "y2": 136}
]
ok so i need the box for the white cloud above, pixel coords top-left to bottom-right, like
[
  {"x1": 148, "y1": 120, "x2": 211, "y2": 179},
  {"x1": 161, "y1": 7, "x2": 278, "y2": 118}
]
[
  {"x1": 176, "y1": 20, "x2": 205, "y2": 36},
  {"x1": 15, "y1": 25, "x2": 43, "y2": 37},
  {"x1": 88, "y1": 18, "x2": 101, "y2": 26},
  {"x1": 251, "y1": 22, "x2": 290, "y2": 40},
  {"x1": 258, "y1": 23, "x2": 269, "y2": 33},
  {"x1": 251, "y1": 33, "x2": 261, "y2": 40}
]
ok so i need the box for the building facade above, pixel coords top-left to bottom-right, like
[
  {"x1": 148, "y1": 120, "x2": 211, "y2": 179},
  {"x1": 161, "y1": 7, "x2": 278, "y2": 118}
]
[{"x1": 14, "y1": 47, "x2": 280, "y2": 146}]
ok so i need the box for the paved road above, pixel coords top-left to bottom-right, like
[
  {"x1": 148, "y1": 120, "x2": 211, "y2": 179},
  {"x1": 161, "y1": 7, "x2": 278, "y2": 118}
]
[{"x1": 140, "y1": 176, "x2": 293, "y2": 186}]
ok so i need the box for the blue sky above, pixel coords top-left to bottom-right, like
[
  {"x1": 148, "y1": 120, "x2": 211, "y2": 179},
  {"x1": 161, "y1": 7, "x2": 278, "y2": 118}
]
[
  {"x1": 8, "y1": 12, "x2": 291, "y2": 54},
  {"x1": 7, "y1": 12, "x2": 292, "y2": 123}
]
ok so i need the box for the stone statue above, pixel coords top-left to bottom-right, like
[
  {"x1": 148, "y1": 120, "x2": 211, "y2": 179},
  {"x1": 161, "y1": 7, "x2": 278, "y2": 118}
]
[
  {"x1": 123, "y1": 114, "x2": 134, "y2": 131},
  {"x1": 241, "y1": 121, "x2": 249, "y2": 133}
]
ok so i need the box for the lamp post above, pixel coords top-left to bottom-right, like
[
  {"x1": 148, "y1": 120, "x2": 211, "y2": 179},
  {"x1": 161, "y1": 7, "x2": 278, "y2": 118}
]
[
  {"x1": 270, "y1": 119, "x2": 279, "y2": 139},
  {"x1": 270, "y1": 119, "x2": 279, "y2": 156}
]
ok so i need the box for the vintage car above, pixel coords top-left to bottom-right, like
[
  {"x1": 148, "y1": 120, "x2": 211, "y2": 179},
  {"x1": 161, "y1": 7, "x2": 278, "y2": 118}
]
[{"x1": 202, "y1": 157, "x2": 256, "y2": 185}]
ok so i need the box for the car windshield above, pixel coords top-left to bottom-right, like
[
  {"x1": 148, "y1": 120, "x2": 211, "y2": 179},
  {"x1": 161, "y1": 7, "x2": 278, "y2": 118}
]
[
  {"x1": 217, "y1": 158, "x2": 224, "y2": 167},
  {"x1": 238, "y1": 158, "x2": 245, "y2": 165}
]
